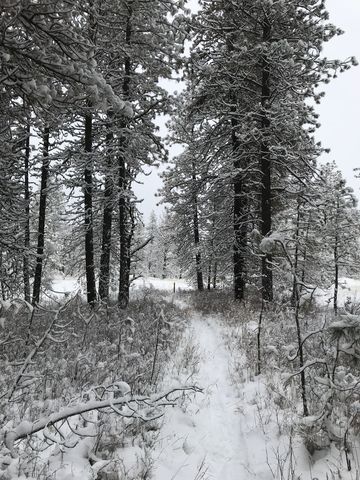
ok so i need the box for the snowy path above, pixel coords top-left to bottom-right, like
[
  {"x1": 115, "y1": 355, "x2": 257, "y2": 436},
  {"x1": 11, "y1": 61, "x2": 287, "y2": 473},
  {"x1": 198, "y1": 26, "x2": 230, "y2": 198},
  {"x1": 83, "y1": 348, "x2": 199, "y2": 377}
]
[{"x1": 152, "y1": 315, "x2": 258, "y2": 480}]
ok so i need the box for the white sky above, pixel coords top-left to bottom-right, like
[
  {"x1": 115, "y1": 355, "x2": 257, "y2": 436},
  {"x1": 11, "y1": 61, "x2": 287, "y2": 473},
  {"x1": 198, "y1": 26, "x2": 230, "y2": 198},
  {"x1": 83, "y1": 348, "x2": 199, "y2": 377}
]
[
  {"x1": 317, "y1": 0, "x2": 360, "y2": 194},
  {"x1": 135, "y1": 0, "x2": 360, "y2": 220}
]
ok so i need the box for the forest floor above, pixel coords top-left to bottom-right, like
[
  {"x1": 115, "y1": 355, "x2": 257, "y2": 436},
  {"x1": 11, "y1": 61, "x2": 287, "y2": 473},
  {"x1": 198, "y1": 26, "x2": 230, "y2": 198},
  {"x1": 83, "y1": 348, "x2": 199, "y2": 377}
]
[{"x1": 5, "y1": 276, "x2": 357, "y2": 479}]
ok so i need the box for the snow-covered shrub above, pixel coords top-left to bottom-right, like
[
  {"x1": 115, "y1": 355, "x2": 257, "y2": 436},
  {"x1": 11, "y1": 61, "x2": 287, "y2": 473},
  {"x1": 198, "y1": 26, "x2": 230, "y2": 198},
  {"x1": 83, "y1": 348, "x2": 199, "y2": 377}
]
[
  {"x1": 0, "y1": 293, "x2": 188, "y2": 479},
  {"x1": 186, "y1": 289, "x2": 239, "y2": 317},
  {"x1": 205, "y1": 286, "x2": 360, "y2": 472}
]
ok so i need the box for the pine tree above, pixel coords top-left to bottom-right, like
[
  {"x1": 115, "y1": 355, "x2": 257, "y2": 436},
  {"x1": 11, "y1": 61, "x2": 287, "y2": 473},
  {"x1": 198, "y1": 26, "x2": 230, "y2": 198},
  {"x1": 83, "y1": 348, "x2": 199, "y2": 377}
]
[{"x1": 181, "y1": 0, "x2": 356, "y2": 301}]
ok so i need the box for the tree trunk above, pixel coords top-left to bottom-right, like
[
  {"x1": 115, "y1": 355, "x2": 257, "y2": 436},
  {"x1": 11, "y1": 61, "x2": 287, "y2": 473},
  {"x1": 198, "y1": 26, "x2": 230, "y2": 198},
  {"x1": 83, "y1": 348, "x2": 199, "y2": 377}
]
[
  {"x1": 334, "y1": 235, "x2": 339, "y2": 315},
  {"x1": 232, "y1": 115, "x2": 247, "y2": 301},
  {"x1": 300, "y1": 211, "x2": 311, "y2": 288},
  {"x1": 118, "y1": 6, "x2": 132, "y2": 308},
  {"x1": 99, "y1": 115, "x2": 114, "y2": 300},
  {"x1": 162, "y1": 248, "x2": 167, "y2": 279},
  {"x1": 118, "y1": 153, "x2": 130, "y2": 308},
  {"x1": 84, "y1": 112, "x2": 97, "y2": 306},
  {"x1": 333, "y1": 196, "x2": 340, "y2": 315},
  {"x1": 32, "y1": 126, "x2": 50, "y2": 306},
  {"x1": 226, "y1": 22, "x2": 247, "y2": 301},
  {"x1": 192, "y1": 161, "x2": 204, "y2": 291},
  {"x1": 257, "y1": 300, "x2": 265, "y2": 375},
  {"x1": 260, "y1": 16, "x2": 273, "y2": 302},
  {"x1": 295, "y1": 294, "x2": 309, "y2": 416},
  {"x1": 23, "y1": 119, "x2": 31, "y2": 303},
  {"x1": 0, "y1": 251, "x2": 6, "y2": 300},
  {"x1": 213, "y1": 262, "x2": 217, "y2": 289},
  {"x1": 291, "y1": 200, "x2": 301, "y2": 307}
]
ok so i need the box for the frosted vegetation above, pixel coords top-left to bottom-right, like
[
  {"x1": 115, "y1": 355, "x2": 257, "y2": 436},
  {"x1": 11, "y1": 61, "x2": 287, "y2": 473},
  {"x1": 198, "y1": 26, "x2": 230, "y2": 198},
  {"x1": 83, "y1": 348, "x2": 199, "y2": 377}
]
[{"x1": 1, "y1": 0, "x2": 360, "y2": 479}]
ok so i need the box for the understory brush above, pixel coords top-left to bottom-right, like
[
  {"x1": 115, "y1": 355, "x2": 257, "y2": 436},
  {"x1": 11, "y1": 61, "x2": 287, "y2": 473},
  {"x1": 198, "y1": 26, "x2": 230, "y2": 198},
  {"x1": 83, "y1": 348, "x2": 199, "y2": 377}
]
[
  {"x1": 0, "y1": 291, "x2": 191, "y2": 479},
  {"x1": 188, "y1": 289, "x2": 360, "y2": 479}
]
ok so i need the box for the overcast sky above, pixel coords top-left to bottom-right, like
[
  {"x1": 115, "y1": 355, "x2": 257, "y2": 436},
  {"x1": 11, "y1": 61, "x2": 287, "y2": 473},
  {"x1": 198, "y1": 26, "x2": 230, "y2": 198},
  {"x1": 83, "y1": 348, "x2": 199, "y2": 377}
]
[
  {"x1": 317, "y1": 0, "x2": 360, "y2": 193},
  {"x1": 135, "y1": 0, "x2": 360, "y2": 220}
]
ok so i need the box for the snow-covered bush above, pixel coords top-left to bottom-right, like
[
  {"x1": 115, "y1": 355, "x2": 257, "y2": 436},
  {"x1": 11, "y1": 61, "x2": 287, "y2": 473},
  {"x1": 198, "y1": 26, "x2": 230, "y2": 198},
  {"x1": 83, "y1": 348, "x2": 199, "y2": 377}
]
[
  {"x1": 192, "y1": 287, "x2": 359, "y2": 474},
  {"x1": 0, "y1": 293, "x2": 189, "y2": 479}
]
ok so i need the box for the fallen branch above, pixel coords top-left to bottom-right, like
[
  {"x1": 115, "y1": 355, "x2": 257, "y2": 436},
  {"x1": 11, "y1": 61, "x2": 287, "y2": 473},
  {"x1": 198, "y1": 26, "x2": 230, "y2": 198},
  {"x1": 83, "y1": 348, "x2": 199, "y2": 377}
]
[{"x1": 4, "y1": 386, "x2": 202, "y2": 455}]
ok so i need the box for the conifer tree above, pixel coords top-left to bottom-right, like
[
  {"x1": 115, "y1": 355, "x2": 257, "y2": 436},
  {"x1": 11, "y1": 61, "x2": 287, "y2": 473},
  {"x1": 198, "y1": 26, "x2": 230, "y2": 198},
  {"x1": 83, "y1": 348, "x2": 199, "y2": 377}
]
[{"x1": 177, "y1": 0, "x2": 356, "y2": 301}]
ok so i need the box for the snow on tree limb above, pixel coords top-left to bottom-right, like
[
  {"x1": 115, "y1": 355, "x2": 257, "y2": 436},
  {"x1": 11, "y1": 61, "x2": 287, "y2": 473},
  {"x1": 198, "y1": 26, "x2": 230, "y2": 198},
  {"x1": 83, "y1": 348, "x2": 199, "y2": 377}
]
[
  {"x1": 4, "y1": 386, "x2": 202, "y2": 456},
  {"x1": 284, "y1": 359, "x2": 327, "y2": 386}
]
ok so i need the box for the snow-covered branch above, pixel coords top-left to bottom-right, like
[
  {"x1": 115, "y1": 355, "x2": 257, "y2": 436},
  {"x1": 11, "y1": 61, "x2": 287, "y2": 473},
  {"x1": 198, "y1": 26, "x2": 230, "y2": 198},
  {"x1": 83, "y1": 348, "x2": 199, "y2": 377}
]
[
  {"x1": 4, "y1": 386, "x2": 202, "y2": 455},
  {"x1": 284, "y1": 359, "x2": 327, "y2": 386}
]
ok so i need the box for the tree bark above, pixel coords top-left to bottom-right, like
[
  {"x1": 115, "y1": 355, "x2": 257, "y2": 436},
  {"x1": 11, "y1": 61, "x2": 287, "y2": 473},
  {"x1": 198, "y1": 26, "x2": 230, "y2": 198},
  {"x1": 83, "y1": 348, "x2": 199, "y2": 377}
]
[
  {"x1": 333, "y1": 197, "x2": 340, "y2": 315},
  {"x1": 232, "y1": 116, "x2": 247, "y2": 301},
  {"x1": 300, "y1": 211, "x2": 311, "y2": 288},
  {"x1": 192, "y1": 161, "x2": 204, "y2": 291},
  {"x1": 291, "y1": 199, "x2": 301, "y2": 307},
  {"x1": 213, "y1": 262, "x2": 217, "y2": 289},
  {"x1": 260, "y1": 16, "x2": 273, "y2": 302},
  {"x1": 334, "y1": 240, "x2": 339, "y2": 315},
  {"x1": 118, "y1": 6, "x2": 132, "y2": 308},
  {"x1": 162, "y1": 248, "x2": 168, "y2": 279},
  {"x1": 99, "y1": 114, "x2": 114, "y2": 300},
  {"x1": 84, "y1": 112, "x2": 97, "y2": 306},
  {"x1": 32, "y1": 126, "x2": 50, "y2": 306},
  {"x1": 23, "y1": 118, "x2": 31, "y2": 303},
  {"x1": 118, "y1": 153, "x2": 131, "y2": 307},
  {"x1": 225, "y1": 15, "x2": 247, "y2": 301},
  {"x1": 0, "y1": 251, "x2": 6, "y2": 300}
]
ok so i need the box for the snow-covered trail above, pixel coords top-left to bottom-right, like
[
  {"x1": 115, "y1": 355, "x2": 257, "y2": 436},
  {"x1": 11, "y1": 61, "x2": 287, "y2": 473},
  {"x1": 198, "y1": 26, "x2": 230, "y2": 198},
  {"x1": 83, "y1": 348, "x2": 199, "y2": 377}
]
[{"x1": 152, "y1": 315, "x2": 255, "y2": 480}]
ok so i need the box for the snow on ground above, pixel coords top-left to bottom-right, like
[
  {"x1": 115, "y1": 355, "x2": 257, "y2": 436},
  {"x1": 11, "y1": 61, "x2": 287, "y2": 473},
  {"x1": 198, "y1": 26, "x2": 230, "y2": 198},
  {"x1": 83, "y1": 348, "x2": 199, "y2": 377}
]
[
  {"x1": 131, "y1": 276, "x2": 192, "y2": 293},
  {"x1": 151, "y1": 311, "x2": 355, "y2": 480},
  {"x1": 152, "y1": 315, "x2": 268, "y2": 479},
  {"x1": 44, "y1": 275, "x2": 191, "y2": 301},
  {"x1": 46, "y1": 274, "x2": 81, "y2": 299},
  {"x1": 36, "y1": 276, "x2": 357, "y2": 479},
  {"x1": 314, "y1": 276, "x2": 360, "y2": 308}
]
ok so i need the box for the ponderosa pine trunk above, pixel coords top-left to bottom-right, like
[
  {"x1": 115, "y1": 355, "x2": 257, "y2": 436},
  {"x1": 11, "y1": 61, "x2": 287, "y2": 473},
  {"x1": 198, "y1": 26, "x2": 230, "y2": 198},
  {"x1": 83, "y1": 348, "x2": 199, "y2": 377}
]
[
  {"x1": 162, "y1": 248, "x2": 168, "y2": 279},
  {"x1": 0, "y1": 251, "x2": 5, "y2": 300},
  {"x1": 260, "y1": 16, "x2": 273, "y2": 302},
  {"x1": 225, "y1": 13, "x2": 247, "y2": 301},
  {"x1": 99, "y1": 115, "x2": 114, "y2": 300},
  {"x1": 118, "y1": 6, "x2": 132, "y2": 308},
  {"x1": 23, "y1": 117, "x2": 31, "y2": 303},
  {"x1": 334, "y1": 241, "x2": 339, "y2": 315},
  {"x1": 334, "y1": 228, "x2": 339, "y2": 316},
  {"x1": 333, "y1": 196, "x2": 340, "y2": 315},
  {"x1": 300, "y1": 211, "x2": 311, "y2": 288},
  {"x1": 232, "y1": 114, "x2": 247, "y2": 301},
  {"x1": 192, "y1": 161, "x2": 204, "y2": 291},
  {"x1": 84, "y1": 112, "x2": 97, "y2": 306},
  {"x1": 118, "y1": 153, "x2": 130, "y2": 307},
  {"x1": 291, "y1": 199, "x2": 301, "y2": 307},
  {"x1": 32, "y1": 126, "x2": 50, "y2": 306},
  {"x1": 213, "y1": 262, "x2": 217, "y2": 289}
]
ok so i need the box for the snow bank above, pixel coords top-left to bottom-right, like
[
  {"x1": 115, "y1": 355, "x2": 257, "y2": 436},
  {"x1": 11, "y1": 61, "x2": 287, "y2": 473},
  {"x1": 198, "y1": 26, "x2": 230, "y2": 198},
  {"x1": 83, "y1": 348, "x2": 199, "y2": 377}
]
[
  {"x1": 131, "y1": 277, "x2": 192, "y2": 293},
  {"x1": 46, "y1": 274, "x2": 81, "y2": 299},
  {"x1": 314, "y1": 277, "x2": 360, "y2": 308}
]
